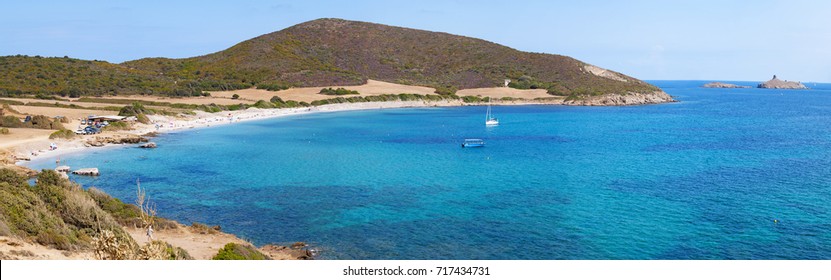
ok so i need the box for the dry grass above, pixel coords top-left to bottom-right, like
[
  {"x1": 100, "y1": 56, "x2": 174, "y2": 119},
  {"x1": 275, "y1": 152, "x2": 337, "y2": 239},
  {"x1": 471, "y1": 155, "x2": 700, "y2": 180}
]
[
  {"x1": 211, "y1": 79, "x2": 438, "y2": 103},
  {"x1": 456, "y1": 87, "x2": 553, "y2": 99}
]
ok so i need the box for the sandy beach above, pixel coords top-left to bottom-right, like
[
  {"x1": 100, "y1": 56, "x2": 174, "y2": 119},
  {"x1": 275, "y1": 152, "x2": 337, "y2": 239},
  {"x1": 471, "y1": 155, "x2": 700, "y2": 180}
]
[{"x1": 5, "y1": 96, "x2": 562, "y2": 165}]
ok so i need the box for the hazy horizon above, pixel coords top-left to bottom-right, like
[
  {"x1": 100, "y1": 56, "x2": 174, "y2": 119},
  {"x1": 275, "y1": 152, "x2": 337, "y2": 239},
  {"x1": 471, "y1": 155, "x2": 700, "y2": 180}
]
[{"x1": 2, "y1": 0, "x2": 829, "y2": 83}]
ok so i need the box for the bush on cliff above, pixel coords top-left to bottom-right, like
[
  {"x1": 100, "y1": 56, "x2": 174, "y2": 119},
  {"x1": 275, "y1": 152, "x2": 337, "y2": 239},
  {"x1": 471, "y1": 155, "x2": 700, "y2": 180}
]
[
  {"x1": 0, "y1": 169, "x2": 132, "y2": 250},
  {"x1": 212, "y1": 242, "x2": 269, "y2": 260}
]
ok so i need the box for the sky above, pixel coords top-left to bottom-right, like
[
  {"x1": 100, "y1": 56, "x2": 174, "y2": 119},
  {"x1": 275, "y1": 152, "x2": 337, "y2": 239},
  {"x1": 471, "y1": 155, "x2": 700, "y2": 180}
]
[{"x1": 1, "y1": 0, "x2": 829, "y2": 82}]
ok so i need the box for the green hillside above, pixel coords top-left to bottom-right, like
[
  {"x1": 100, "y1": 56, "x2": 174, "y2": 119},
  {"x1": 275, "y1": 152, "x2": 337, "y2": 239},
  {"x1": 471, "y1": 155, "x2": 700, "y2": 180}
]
[{"x1": 1, "y1": 18, "x2": 661, "y2": 99}]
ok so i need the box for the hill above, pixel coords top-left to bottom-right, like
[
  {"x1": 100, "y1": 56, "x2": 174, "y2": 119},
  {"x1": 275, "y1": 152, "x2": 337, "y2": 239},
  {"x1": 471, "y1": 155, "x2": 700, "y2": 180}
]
[{"x1": 1, "y1": 18, "x2": 670, "y2": 104}]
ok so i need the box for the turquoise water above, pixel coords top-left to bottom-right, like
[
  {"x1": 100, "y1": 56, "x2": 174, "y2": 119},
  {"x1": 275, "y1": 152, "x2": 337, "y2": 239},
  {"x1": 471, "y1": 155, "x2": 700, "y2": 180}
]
[{"x1": 26, "y1": 81, "x2": 831, "y2": 259}]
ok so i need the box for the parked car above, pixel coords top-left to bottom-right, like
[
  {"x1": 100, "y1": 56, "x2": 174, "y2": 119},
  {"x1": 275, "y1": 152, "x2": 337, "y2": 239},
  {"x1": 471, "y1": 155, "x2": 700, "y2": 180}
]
[{"x1": 83, "y1": 126, "x2": 100, "y2": 134}]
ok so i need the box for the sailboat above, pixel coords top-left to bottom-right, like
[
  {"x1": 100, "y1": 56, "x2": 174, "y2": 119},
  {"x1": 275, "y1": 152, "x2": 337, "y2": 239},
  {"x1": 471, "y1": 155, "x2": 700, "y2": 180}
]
[{"x1": 485, "y1": 98, "x2": 499, "y2": 126}]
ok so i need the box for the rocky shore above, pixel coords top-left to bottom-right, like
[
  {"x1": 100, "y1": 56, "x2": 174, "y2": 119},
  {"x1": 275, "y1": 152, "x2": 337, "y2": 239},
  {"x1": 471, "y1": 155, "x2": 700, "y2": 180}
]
[
  {"x1": 84, "y1": 134, "x2": 149, "y2": 147},
  {"x1": 757, "y1": 75, "x2": 808, "y2": 89},
  {"x1": 703, "y1": 82, "x2": 751, "y2": 88},
  {"x1": 562, "y1": 91, "x2": 674, "y2": 106}
]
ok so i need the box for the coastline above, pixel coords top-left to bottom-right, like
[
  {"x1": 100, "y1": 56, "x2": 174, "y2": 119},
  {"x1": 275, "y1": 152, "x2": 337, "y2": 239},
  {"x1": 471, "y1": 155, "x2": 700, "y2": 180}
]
[
  {"x1": 3, "y1": 99, "x2": 538, "y2": 260},
  {"x1": 3, "y1": 96, "x2": 670, "y2": 260},
  {"x1": 12, "y1": 99, "x2": 562, "y2": 165}
]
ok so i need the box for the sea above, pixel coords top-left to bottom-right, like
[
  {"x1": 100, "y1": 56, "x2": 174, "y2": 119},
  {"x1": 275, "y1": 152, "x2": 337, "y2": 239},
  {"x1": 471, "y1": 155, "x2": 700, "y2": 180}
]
[{"x1": 25, "y1": 81, "x2": 831, "y2": 259}]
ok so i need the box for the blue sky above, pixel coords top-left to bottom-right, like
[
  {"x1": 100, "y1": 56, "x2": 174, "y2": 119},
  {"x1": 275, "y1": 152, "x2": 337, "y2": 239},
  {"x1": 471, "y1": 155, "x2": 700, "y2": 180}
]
[{"x1": 2, "y1": 0, "x2": 829, "y2": 82}]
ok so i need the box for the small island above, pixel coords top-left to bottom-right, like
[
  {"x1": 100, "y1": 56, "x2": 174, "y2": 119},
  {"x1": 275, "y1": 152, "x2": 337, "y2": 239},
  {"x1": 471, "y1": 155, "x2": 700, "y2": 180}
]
[
  {"x1": 757, "y1": 75, "x2": 808, "y2": 89},
  {"x1": 702, "y1": 82, "x2": 750, "y2": 88}
]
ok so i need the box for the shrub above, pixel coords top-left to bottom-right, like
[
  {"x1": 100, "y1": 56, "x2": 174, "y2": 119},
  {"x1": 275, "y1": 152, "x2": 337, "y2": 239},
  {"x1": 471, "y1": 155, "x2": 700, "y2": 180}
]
[
  {"x1": 87, "y1": 187, "x2": 142, "y2": 226},
  {"x1": 231, "y1": 94, "x2": 240, "y2": 100},
  {"x1": 198, "y1": 104, "x2": 223, "y2": 113},
  {"x1": 102, "y1": 121, "x2": 131, "y2": 131},
  {"x1": 49, "y1": 129, "x2": 75, "y2": 139},
  {"x1": 0, "y1": 180, "x2": 70, "y2": 247},
  {"x1": 461, "y1": 96, "x2": 484, "y2": 103},
  {"x1": 227, "y1": 104, "x2": 246, "y2": 111},
  {"x1": 134, "y1": 240, "x2": 193, "y2": 260},
  {"x1": 434, "y1": 85, "x2": 458, "y2": 95},
  {"x1": 257, "y1": 82, "x2": 291, "y2": 91},
  {"x1": 0, "y1": 168, "x2": 26, "y2": 186},
  {"x1": 136, "y1": 113, "x2": 150, "y2": 124},
  {"x1": 212, "y1": 243, "x2": 269, "y2": 260},
  {"x1": 319, "y1": 87, "x2": 359, "y2": 95},
  {"x1": 270, "y1": 96, "x2": 284, "y2": 103},
  {"x1": 119, "y1": 102, "x2": 154, "y2": 117},
  {"x1": 253, "y1": 100, "x2": 274, "y2": 109},
  {"x1": 11, "y1": 115, "x2": 64, "y2": 130},
  {"x1": 0, "y1": 127, "x2": 9, "y2": 134}
]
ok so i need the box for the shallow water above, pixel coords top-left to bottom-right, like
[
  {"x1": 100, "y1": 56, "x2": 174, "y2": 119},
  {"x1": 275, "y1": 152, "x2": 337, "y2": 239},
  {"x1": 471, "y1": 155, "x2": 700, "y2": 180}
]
[{"x1": 27, "y1": 81, "x2": 831, "y2": 259}]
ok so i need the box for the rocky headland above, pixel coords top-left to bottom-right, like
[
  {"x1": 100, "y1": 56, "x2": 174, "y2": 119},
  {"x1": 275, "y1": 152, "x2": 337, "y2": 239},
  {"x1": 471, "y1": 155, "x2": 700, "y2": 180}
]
[
  {"x1": 702, "y1": 82, "x2": 750, "y2": 88},
  {"x1": 562, "y1": 91, "x2": 674, "y2": 106},
  {"x1": 757, "y1": 75, "x2": 808, "y2": 89}
]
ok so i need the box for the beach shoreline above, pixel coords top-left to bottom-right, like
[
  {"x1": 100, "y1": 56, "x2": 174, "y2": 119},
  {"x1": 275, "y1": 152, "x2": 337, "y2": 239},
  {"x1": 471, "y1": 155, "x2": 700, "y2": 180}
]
[
  {"x1": 11, "y1": 99, "x2": 560, "y2": 166},
  {"x1": 3, "y1": 98, "x2": 557, "y2": 259}
]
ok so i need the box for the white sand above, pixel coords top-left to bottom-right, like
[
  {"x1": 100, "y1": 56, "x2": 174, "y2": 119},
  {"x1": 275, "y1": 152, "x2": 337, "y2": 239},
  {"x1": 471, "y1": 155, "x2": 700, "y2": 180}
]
[{"x1": 8, "y1": 97, "x2": 562, "y2": 166}]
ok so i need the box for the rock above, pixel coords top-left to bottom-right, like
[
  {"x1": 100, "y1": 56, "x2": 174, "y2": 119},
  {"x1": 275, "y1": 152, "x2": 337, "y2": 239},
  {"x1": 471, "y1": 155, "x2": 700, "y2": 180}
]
[
  {"x1": 13, "y1": 155, "x2": 31, "y2": 161},
  {"x1": 290, "y1": 242, "x2": 307, "y2": 249},
  {"x1": 139, "y1": 142, "x2": 157, "y2": 148},
  {"x1": 260, "y1": 244, "x2": 315, "y2": 260},
  {"x1": 757, "y1": 75, "x2": 808, "y2": 89},
  {"x1": 72, "y1": 168, "x2": 99, "y2": 176},
  {"x1": 86, "y1": 135, "x2": 148, "y2": 147},
  {"x1": 562, "y1": 91, "x2": 674, "y2": 106},
  {"x1": 703, "y1": 82, "x2": 750, "y2": 88}
]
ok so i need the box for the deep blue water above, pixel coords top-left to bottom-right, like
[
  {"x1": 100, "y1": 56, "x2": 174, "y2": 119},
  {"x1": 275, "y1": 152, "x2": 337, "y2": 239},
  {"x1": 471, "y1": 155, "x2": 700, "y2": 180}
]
[{"x1": 26, "y1": 81, "x2": 831, "y2": 259}]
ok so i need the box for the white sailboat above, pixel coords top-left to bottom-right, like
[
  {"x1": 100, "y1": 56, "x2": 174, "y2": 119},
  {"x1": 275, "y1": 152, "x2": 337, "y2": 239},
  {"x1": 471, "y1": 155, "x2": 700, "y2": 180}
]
[{"x1": 485, "y1": 99, "x2": 499, "y2": 126}]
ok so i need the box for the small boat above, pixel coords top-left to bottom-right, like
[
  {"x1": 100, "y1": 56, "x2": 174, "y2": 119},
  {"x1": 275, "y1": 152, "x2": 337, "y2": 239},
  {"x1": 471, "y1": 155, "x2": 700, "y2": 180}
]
[
  {"x1": 485, "y1": 99, "x2": 499, "y2": 126},
  {"x1": 462, "y1": 138, "x2": 485, "y2": 148}
]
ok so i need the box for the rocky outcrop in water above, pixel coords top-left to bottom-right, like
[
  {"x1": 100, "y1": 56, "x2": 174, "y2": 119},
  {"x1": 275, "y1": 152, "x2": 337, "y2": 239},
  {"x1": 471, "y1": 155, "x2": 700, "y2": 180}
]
[
  {"x1": 757, "y1": 75, "x2": 808, "y2": 89},
  {"x1": 85, "y1": 134, "x2": 148, "y2": 147},
  {"x1": 703, "y1": 82, "x2": 750, "y2": 88},
  {"x1": 139, "y1": 142, "x2": 157, "y2": 148},
  {"x1": 562, "y1": 91, "x2": 674, "y2": 106}
]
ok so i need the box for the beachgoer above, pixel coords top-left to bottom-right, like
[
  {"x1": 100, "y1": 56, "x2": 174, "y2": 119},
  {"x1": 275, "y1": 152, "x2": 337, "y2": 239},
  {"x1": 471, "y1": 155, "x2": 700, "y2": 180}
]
[{"x1": 146, "y1": 225, "x2": 154, "y2": 241}]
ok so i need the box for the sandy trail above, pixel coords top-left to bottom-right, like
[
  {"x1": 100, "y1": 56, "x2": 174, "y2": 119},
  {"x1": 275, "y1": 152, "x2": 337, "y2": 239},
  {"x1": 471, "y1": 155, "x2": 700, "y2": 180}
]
[{"x1": 0, "y1": 236, "x2": 94, "y2": 260}]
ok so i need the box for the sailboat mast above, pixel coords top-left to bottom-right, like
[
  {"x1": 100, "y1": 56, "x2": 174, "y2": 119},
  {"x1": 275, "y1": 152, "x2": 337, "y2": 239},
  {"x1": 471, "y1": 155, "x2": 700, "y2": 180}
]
[{"x1": 486, "y1": 98, "x2": 491, "y2": 121}]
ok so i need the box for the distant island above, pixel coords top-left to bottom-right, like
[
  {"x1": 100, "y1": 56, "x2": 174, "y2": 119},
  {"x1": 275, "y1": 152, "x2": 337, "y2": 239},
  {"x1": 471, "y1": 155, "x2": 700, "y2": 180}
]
[
  {"x1": 757, "y1": 75, "x2": 808, "y2": 89},
  {"x1": 702, "y1": 82, "x2": 750, "y2": 89}
]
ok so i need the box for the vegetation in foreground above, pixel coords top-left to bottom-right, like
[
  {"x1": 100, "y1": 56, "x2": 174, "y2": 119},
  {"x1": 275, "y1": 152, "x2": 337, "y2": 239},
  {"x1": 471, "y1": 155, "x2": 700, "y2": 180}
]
[
  {"x1": 0, "y1": 168, "x2": 191, "y2": 259},
  {"x1": 212, "y1": 242, "x2": 270, "y2": 260}
]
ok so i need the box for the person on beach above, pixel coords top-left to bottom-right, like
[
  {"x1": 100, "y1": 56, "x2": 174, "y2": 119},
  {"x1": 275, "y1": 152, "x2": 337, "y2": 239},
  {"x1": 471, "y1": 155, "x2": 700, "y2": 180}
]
[{"x1": 146, "y1": 225, "x2": 154, "y2": 241}]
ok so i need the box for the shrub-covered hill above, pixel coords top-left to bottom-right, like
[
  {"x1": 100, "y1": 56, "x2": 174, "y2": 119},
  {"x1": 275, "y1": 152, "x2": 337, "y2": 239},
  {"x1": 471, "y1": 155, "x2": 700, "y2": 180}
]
[
  {"x1": 1, "y1": 18, "x2": 667, "y2": 103},
  {"x1": 0, "y1": 56, "x2": 212, "y2": 97}
]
